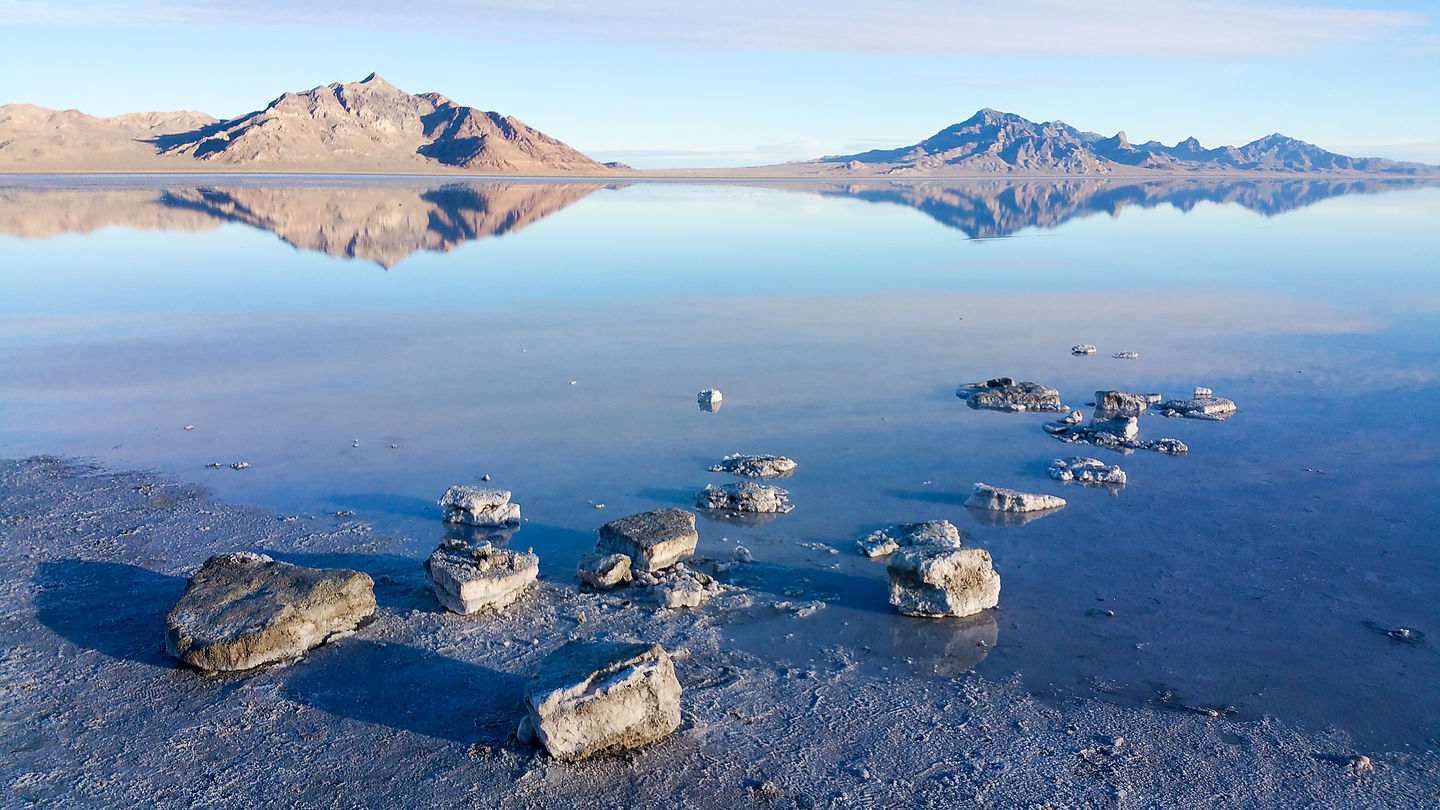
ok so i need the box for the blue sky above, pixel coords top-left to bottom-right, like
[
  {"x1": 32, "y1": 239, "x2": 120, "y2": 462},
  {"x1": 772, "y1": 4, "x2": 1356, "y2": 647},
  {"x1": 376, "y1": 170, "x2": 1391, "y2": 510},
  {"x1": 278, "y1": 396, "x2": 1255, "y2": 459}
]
[{"x1": 1, "y1": 0, "x2": 1437, "y2": 168}]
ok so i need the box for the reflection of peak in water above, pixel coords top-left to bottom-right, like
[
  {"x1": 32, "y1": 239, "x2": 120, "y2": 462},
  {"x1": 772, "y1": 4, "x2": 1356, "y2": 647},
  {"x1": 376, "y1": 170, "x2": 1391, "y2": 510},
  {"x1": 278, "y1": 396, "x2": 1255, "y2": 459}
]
[
  {"x1": 0, "y1": 182, "x2": 610, "y2": 268},
  {"x1": 809, "y1": 177, "x2": 1438, "y2": 239}
]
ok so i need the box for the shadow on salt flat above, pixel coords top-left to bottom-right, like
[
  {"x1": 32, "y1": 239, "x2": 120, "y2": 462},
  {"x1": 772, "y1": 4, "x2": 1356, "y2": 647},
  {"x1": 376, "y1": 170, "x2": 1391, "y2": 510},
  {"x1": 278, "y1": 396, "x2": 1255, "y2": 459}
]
[{"x1": 34, "y1": 559, "x2": 186, "y2": 668}]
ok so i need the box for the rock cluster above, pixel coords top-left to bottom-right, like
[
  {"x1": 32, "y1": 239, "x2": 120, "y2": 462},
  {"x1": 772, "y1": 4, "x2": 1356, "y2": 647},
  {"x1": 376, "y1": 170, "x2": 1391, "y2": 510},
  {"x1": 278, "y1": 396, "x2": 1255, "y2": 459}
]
[
  {"x1": 956, "y1": 377, "x2": 1067, "y2": 412},
  {"x1": 965, "y1": 482, "x2": 1066, "y2": 513},
  {"x1": 708, "y1": 453, "x2": 798, "y2": 479},
  {"x1": 1045, "y1": 410, "x2": 1188, "y2": 455},
  {"x1": 695, "y1": 481, "x2": 794, "y2": 513},
  {"x1": 1048, "y1": 457, "x2": 1127, "y2": 485},
  {"x1": 634, "y1": 564, "x2": 723, "y2": 609},
  {"x1": 439, "y1": 485, "x2": 521, "y2": 527},
  {"x1": 857, "y1": 520, "x2": 963, "y2": 558},
  {"x1": 165, "y1": 552, "x2": 376, "y2": 672},
  {"x1": 424, "y1": 539, "x2": 538, "y2": 614}
]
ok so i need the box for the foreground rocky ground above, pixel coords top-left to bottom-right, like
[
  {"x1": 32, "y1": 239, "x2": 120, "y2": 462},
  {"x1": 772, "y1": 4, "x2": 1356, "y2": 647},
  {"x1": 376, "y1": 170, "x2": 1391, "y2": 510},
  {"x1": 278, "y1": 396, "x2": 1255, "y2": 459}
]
[{"x1": 3, "y1": 457, "x2": 1436, "y2": 809}]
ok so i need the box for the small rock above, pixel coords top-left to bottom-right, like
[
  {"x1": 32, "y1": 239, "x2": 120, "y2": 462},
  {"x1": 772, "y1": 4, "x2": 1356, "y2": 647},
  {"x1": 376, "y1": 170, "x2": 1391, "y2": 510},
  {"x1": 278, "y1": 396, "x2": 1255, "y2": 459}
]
[
  {"x1": 695, "y1": 481, "x2": 794, "y2": 513},
  {"x1": 1348, "y1": 754, "x2": 1374, "y2": 776},
  {"x1": 229, "y1": 462, "x2": 250, "y2": 470},
  {"x1": 424, "y1": 539, "x2": 538, "y2": 614},
  {"x1": 956, "y1": 378, "x2": 1066, "y2": 412},
  {"x1": 656, "y1": 576, "x2": 712, "y2": 609},
  {"x1": 857, "y1": 531, "x2": 900, "y2": 558},
  {"x1": 596, "y1": 509, "x2": 699, "y2": 572},
  {"x1": 165, "y1": 552, "x2": 375, "y2": 671},
  {"x1": 731, "y1": 544, "x2": 754, "y2": 563},
  {"x1": 708, "y1": 453, "x2": 797, "y2": 479},
  {"x1": 1048, "y1": 457, "x2": 1127, "y2": 486},
  {"x1": 522, "y1": 641, "x2": 682, "y2": 761},
  {"x1": 204, "y1": 462, "x2": 222, "y2": 469},
  {"x1": 577, "y1": 552, "x2": 632, "y2": 590},
  {"x1": 888, "y1": 544, "x2": 1001, "y2": 618},
  {"x1": 697, "y1": 388, "x2": 723, "y2": 412},
  {"x1": 183, "y1": 425, "x2": 195, "y2": 431},
  {"x1": 965, "y1": 483, "x2": 1066, "y2": 513},
  {"x1": 859, "y1": 521, "x2": 963, "y2": 558},
  {"x1": 1071, "y1": 344, "x2": 1097, "y2": 355},
  {"x1": 1112, "y1": 351, "x2": 1140, "y2": 359},
  {"x1": 439, "y1": 486, "x2": 522, "y2": 527},
  {"x1": 1194, "y1": 386, "x2": 1212, "y2": 398}
]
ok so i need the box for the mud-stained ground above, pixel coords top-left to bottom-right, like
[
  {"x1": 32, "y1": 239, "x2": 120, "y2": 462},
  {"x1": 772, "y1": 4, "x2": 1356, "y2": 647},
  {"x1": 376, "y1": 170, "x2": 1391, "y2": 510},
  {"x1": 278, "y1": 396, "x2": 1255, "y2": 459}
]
[{"x1": 3, "y1": 456, "x2": 1435, "y2": 809}]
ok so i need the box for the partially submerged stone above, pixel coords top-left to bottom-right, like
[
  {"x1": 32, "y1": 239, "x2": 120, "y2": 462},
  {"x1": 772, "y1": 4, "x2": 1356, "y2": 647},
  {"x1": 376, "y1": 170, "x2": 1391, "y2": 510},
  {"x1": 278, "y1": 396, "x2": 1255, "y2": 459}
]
[
  {"x1": 439, "y1": 485, "x2": 521, "y2": 527},
  {"x1": 1046, "y1": 412, "x2": 1189, "y2": 455},
  {"x1": 697, "y1": 389, "x2": 722, "y2": 412},
  {"x1": 424, "y1": 539, "x2": 538, "y2": 614},
  {"x1": 858, "y1": 520, "x2": 964, "y2": 558},
  {"x1": 1095, "y1": 390, "x2": 1150, "y2": 417},
  {"x1": 708, "y1": 453, "x2": 798, "y2": 479},
  {"x1": 595, "y1": 508, "x2": 698, "y2": 572},
  {"x1": 1160, "y1": 394, "x2": 1237, "y2": 421},
  {"x1": 523, "y1": 641, "x2": 682, "y2": 761},
  {"x1": 577, "y1": 551, "x2": 632, "y2": 590},
  {"x1": 965, "y1": 482, "x2": 1066, "y2": 513},
  {"x1": 165, "y1": 552, "x2": 375, "y2": 672},
  {"x1": 1071, "y1": 344, "x2": 1097, "y2": 355},
  {"x1": 1048, "y1": 457, "x2": 1127, "y2": 486},
  {"x1": 696, "y1": 481, "x2": 794, "y2": 514},
  {"x1": 956, "y1": 377, "x2": 1066, "y2": 413},
  {"x1": 1112, "y1": 351, "x2": 1140, "y2": 360},
  {"x1": 888, "y1": 545, "x2": 1001, "y2": 618}
]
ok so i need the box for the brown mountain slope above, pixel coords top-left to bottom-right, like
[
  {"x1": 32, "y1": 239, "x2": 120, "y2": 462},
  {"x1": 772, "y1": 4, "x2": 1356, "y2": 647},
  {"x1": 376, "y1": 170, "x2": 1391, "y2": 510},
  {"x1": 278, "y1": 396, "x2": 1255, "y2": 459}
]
[{"x1": 0, "y1": 105, "x2": 218, "y2": 172}]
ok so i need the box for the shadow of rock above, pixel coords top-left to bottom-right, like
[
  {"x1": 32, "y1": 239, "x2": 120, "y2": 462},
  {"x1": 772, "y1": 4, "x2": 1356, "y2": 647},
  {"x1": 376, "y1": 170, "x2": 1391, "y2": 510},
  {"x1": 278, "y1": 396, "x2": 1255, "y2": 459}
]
[
  {"x1": 281, "y1": 639, "x2": 527, "y2": 744},
  {"x1": 34, "y1": 559, "x2": 185, "y2": 667},
  {"x1": 695, "y1": 509, "x2": 783, "y2": 529},
  {"x1": 883, "y1": 488, "x2": 963, "y2": 505}
]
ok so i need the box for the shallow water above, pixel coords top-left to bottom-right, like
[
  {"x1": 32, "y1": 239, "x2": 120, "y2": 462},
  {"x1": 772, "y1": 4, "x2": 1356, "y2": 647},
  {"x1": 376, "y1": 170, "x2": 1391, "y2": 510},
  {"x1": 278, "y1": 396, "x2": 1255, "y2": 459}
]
[{"x1": 2, "y1": 175, "x2": 1438, "y2": 750}]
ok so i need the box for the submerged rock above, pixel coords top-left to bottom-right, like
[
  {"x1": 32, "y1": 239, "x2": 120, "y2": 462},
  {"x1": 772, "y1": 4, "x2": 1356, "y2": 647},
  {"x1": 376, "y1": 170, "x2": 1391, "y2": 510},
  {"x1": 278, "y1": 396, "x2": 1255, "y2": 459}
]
[
  {"x1": 1048, "y1": 457, "x2": 1127, "y2": 486},
  {"x1": 439, "y1": 485, "x2": 522, "y2": 527},
  {"x1": 956, "y1": 377, "x2": 1066, "y2": 413},
  {"x1": 577, "y1": 551, "x2": 632, "y2": 590},
  {"x1": 697, "y1": 389, "x2": 722, "y2": 412},
  {"x1": 696, "y1": 481, "x2": 794, "y2": 514},
  {"x1": 888, "y1": 545, "x2": 1001, "y2": 618},
  {"x1": 1160, "y1": 394, "x2": 1237, "y2": 421},
  {"x1": 708, "y1": 453, "x2": 798, "y2": 479},
  {"x1": 965, "y1": 483, "x2": 1066, "y2": 513},
  {"x1": 522, "y1": 640, "x2": 682, "y2": 761},
  {"x1": 165, "y1": 552, "x2": 375, "y2": 672},
  {"x1": 424, "y1": 539, "x2": 538, "y2": 614},
  {"x1": 858, "y1": 520, "x2": 964, "y2": 558},
  {"x1": 595, "y1": 508, "x2": 698, "y2": 572}
]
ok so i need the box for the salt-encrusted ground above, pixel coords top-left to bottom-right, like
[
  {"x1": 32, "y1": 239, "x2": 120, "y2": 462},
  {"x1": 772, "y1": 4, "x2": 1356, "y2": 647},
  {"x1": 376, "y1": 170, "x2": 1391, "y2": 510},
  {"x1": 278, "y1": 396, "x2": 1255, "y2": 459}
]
[{"x1": 3, "y1": 457, "x2": 1435, "y2": 809}]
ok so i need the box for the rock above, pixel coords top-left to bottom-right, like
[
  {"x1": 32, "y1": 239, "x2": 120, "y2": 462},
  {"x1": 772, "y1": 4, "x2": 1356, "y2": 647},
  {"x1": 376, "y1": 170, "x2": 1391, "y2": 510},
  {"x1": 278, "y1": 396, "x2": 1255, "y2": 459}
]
[
  {"x1": 1046, "y1": 412, "x2": 1188, "y2": 455},
  {"x1": 424, "y1": 539, "x2": 538, "y2": 614},
  {"x1": 859, "y1": 520, "x2": 964, "y2": 557},
  {"x1": 1112, "y1": 351, "x2": 1139, "y2": 359},
  {"x1": 955, "y1": 378, "x2": 1066, "y2": 412},
  {"x1": 1048, "y1": 457, "x2": 1127, "y2": 485},
  {"x1": 1071, "y1": 344, "x2": 1097, "y2": 355},
  {"x1": 229, "y1": 462, "x2": 249, "y2": 470},
  {"x1": 522, "y1": 640, "x2": 682, "y2": 761},
  {"x1": 696, "y1": 481, "x2": 794, "y2": 514},
  {"x1": 1060, "y1": 410, "x2": 1084, "y2": 425},
  {"x1": 708, "y1": 453, "x2": 798, "y2": 479},
  {"x1": 1194, "y1": 386, "x2": 1213, "y2": 398},
  {"x1": 857, "y1": 531, "x2": 899, "y2": 558},
  {"x1": 1159, "y1": 394, "x2": 1237, "y2": 421},
  {"x1": 439, "y1": 485, "x2": 522, "y2": 527},
  {"x1": 577, "y1": 551, "x2": 632, "y2": 590},
  {"x1": 697, "y1": 388, "x2": 722, "y2": 412},
  {"x1": 965, "y1": 483, "x2": 1066, "y2": 513},
  {"x1": 656, "y1": 576, "x2": 712, "y2": 609},
  {"x1": 887, "y1": 544, "x2": 1001, "y2": 618},
  {"x1": 1094, "y1": 390, "x2": 1150, "y2": 417},
  {"x1": 165, "y1": 552, "x2": 375, "y2": 671},
  {"x1": 595, "y1": 508, "x2": 698, "y2": 572},
  {"x1": 731, "y1": 544, "x2": 754, "y2": 563}
]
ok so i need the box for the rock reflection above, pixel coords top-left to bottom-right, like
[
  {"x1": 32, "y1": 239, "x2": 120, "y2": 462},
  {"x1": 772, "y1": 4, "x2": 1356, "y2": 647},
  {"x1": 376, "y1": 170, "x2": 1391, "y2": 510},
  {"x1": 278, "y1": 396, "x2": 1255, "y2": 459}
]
[
  {"x1": 887, "y1": 611, "x2": 999, "y2": 676},
  {"x1": 442, "y1": 523, "x2": 519, "y2": 549},
  {"x1": 965, "y1": 505, "x2": 1065, "y2": 527}
]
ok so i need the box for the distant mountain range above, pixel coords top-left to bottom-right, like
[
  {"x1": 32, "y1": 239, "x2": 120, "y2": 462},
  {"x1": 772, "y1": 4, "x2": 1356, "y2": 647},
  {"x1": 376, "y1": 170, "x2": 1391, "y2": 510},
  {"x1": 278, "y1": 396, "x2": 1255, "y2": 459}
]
[{"x1": 1, "y1": 77, "x2": 1435, "y2": 176}]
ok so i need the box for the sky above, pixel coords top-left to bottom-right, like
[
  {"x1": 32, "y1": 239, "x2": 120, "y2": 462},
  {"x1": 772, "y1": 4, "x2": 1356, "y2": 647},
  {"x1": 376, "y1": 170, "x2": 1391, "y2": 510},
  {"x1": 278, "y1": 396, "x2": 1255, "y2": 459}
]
[{"x1": 1, "y1": 0, "x2": 1437, "y2": 168}]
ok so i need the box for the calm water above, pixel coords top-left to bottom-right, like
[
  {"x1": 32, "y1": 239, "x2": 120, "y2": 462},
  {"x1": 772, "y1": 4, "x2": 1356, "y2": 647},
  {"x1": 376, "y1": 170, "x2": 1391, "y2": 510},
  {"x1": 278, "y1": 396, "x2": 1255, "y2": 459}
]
[{"x1": 3, "y1": 175, "x2": 1438, "y2": 749}]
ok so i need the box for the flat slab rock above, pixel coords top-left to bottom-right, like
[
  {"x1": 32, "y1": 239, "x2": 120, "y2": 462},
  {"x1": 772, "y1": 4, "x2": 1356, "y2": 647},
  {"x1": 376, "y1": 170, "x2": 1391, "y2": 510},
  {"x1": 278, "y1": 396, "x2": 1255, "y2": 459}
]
[
  {"x1": 956, "y1": 377, "x2": 1066, "y2": 413},
  {"x1": 1160, "y1": 395, "x2": 1237, "y2": 420},
  {"x1": 695, "y1": 481, "x2": 793, "y2": 513},
  {"x1": 424, "y1": 539, "x2": 538, "y2": 614},
  {"x1": 438, "y1": 485, "x2": 521, "y2": 527},
  {"x1": 522, "y1": 640, "x2": 682, "y2": 761},
  {"x1": 165, "y1": 552, "x2": 375, "y2": 672},
  {"x1": 1048, "y1": 457, "x2": 1127, "y2": 486},
  {"x1": 965, "y1": 482, "x2": 1067, "y2": 513},
  {"x1": 595, "y1": 509, "x2": 698, "y2": 572},
  {"x1": 708, "y1": 453, "x2": 798, "y2": 479},
  {"x1": 858, "y1": 520, "x2": 964, "y2": 558},
  {"x1": 888, "y1": 545, "x2": 1001, "y2": 618}
]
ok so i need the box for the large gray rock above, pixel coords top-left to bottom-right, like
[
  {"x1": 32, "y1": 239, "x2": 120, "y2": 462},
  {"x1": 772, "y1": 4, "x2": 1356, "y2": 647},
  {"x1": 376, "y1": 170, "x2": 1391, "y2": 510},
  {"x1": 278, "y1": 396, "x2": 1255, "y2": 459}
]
[
  {"x1": 858, "y1": 520, "x2": 964, "y2": 558},
  {"x1": 165, "y1": 552, "x2": 375, "y2": 671},
  {"x1": 1048, "y1": 457, "x2": 1127, "y2": 486},
  {"x1": 577, "y1": 551, "x2": 632, "y2": 590},
  {"x1": 1160, "y1": 394, "x2": 1237, "y2": 421},
  {"x1": 888, "y1": 545, "x2": 1001, "y2": 618},
  {"x1": 424, "y1": 539, "x2": 538, "y2": 614},
  {"x1": 695, "y1": 481, "x2": 793, "y2": 513},
  {"x1": 1094, "y1": 390, "x2": 1150, "y2": 417},
  {"x1": 523, "y1": 640, "x2": 682, "y2": 761},
  {"x1": 708, "y1": 453, "x2": 798, "y2": 479},
  {"x1": 956, "y1": 377, "x2": 1066, "y2": 413},
  {"x1": 595, "y1": 509, "x2": 698, "y2": 572},
  {"x1": 965, "y1": 482, "x2": 1066, "y2": 513},
  {"x1": 439, "y1": 485, "x2": 521, "y2": 527}
]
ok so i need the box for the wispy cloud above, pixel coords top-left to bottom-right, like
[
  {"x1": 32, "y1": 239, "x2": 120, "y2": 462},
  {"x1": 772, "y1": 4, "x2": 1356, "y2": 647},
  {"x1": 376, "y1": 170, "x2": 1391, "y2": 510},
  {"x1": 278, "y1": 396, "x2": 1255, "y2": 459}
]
[{"x1": 2, "y1": 0, "x2": 1428, "y2": 57}]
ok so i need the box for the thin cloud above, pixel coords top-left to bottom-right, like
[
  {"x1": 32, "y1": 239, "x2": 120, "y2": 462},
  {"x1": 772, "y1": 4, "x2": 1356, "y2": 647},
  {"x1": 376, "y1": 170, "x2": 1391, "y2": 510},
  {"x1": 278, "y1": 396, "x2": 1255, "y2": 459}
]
[{"x1": 1, "y1": 0, "x2": 1428, "y2": 57}]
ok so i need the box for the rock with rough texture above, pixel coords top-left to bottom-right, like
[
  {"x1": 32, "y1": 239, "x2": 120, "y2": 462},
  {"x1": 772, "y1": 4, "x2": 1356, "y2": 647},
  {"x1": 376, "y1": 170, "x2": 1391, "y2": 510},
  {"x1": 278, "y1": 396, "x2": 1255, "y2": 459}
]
[
  {"x1": 859, "y1": 520, "x2": 964, "y2": 557},
  {"x1": 595, "y1": 509, "x2": 698, "y2": 572},
  {"x1": 1046, "y1": 412, "x2": 1188, "y2": 455},
  {"x1": 1048, "y1": 457, "x2": 1127, "y2": 485},
  {"x1": 1095, "y1": 390, "x2": 1150, "y2": 417},
  {"x1": 165, "y1": 552, "x2": 375, "y2": 671},
  {"x1": 965, "y1": 483, "x2": 1066, "y2": 513},
  {"x1": 1160, "y1": 395, "x2": 1237, "y2": 421},
  {"x1": 577, "y1": 551, "x2": 632, "y2": 590},
  {"x1": 697, "y1": 389, "x2": 722, "y2": 412},
  {"x1": 956, "y1": 377, "x2": 1066, "y2": 412},
  {"x1": 888, "y1": 545, "x2": 1001, "y2": 618},
  {"x1": 650, "y1": 566, "x2": 721, "y2": 609},
  {"x1": 1071, "y1": 344, "x2": 1097, "y2": 355},
  {"x1": 424, "y1": 539, "x2": 538, "y2": 614},
  {"x1": 439, "y1": 485, "x2": 521, "y2": 527},
  {"x1": 858, "y1": 531, "x2": 900, "y2": 558},
  {"x1": 708, "y1": 453, "x2": 798, "y2": 479},
  {"x1": 696, "y1": 481, "x2": 794, "y2": 514},
  {"x1": 1112, "y1": 351, "x2": 1140, "y2": 360},
  {"x1": 523, "y1": 641, "x2": 682, "y2": 761}
]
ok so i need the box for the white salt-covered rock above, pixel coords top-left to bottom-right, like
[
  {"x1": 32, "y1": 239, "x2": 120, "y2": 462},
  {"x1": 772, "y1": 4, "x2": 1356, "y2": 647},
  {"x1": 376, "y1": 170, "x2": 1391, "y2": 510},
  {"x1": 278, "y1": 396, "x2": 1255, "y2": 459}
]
[
  {"x1": 858, "y1": 520, "x2": 963, "y2": 557},
  {"x1": 1112, "y1": 351, "x2": 1140, "y2": 360},
  {"x1": 887, "y1": 545, "x2": 1001, "y2": 618},
  {"x1": 165, "y1": 552, "x2": 375, "y2": 671},
  {"x1": 695, "y1": 481, "x2": 793, "y2": 513},
  {"x1": 708, "y1": 453, "x2": 798, "y2": 478},
  {"x1": 858, "y1": 531, "x2": 899, "y2": 558},
  {"x1": 438, "y1": 485, "x2": 521, "y2": 527},
  {"x1": 965, "y1": 483, "x2": 1066, "y2": 513},
  {"x1": 577, "y1": 551, "x2": 632, "y2": 590},
  {"x1": 1194, "y1": 386, "x2": 1213, "y2": 398},
  {"x1": 424, "y1": 539, "x2": 538, "y2": 614},
  {"x1": 523, "y1": 640, "x2": 682, "y2": 761},
  {"x1": 1071, "y1": 344, "x2": 1097, "y2": 355},
  {"x1": 697, "y1": 389, "x2": 722, "y2": 412},
  {"x1": 1048, "y1": 457, "x2": 1127, "y2": 485},
  {"x1": 731, "y1": 544, "x2": 754, "y2": 563},
  {"x1": 1161, "y1": 395, "x2": 1237, "y2": 420},
  {"x1": 956, "y1": 377, "x2": 1066, "y2": 412},
  {"x1": 595, "y1": 508, "x2": 698, "y2": 572}
]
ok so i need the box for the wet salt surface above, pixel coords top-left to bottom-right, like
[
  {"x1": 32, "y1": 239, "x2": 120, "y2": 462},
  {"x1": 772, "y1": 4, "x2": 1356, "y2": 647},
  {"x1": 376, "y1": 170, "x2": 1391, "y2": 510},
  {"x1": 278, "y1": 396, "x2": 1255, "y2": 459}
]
[{"x1": 2, "y1": 178, "x2": 1439, "y2": 756}]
